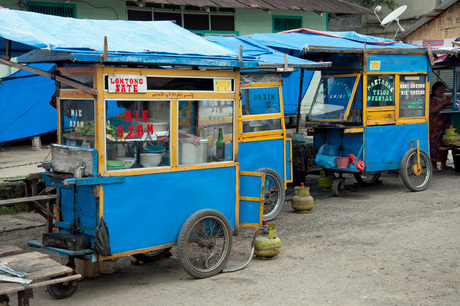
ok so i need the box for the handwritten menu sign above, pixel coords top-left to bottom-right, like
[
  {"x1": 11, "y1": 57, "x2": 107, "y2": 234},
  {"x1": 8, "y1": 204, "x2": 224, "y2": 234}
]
[
  {"x1": 367, "y1": 75, "x2": 395, "y2": 107},
  {"x1": 108, "y1": 74, "x2": 147, "y2": 93}
]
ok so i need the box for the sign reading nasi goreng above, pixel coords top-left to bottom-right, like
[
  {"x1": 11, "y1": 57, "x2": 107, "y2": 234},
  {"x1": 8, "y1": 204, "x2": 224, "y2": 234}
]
[{"x1": 108, "y1": 74, "x2": 147, "y2": 93}]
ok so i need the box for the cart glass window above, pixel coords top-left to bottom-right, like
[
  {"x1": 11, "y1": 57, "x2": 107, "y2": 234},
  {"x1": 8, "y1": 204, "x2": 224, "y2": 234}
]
[
  {"x1": 178, "y1": 100, "x2": 233, "y2": 164},
  {"x1": 60, "y1": 99, "x2": 95, "y2": 148},
  {"x1": 399, "y1": 74, "x2": 427, "y2": 117},
  {"x1": 309, "y1": 76, "x2": 357, "y2": 121},
  {"x1": 105, "y1": 100, "x2": 170, "y2": 170},
  {"x1": 240, "y1": 87, "x2": 283, "y2": 133},
  {"x1": 366, "y1": 75, "x2": 395, "y2": 107}
]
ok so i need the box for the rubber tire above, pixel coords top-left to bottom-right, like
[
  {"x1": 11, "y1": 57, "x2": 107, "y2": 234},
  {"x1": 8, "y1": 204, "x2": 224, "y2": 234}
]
[
  {"x1": 47, "y1": 278, "x2": 79, "y2": 299},
  {"x1": 332, "y1": 178, "x2": 345, "y2": 197},
  {"x1": 354, "y1": 171, "x2": 381, "y2": 186},
  {"x1": 256, "y1": 168, "x2": 285, "y2": 221},
  {"x1": 177, "y1": 209, "x2": 232, "y2": 279},
  {"x1": 132, "y1": 248, "x2": 172, "y2": 263},
  {"x1": 399, "y1": 148, "x2": 432, "y2": 192}
]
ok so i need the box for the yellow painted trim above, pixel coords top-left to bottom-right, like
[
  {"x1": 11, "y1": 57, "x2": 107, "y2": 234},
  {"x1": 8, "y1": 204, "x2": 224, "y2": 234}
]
[
  {"x1": 234, "y1": 69, "x2": 240, "y2": 162},
  {"x1": 240, "y1": 171, "x2": 264, "y2": 177},
  {"x1": 239, "y1": 222, "x2": 260, "y2": 228},
  {"x1": 344, "y1": 128, "x2": 364, "y2": 133},
  {"x1": 103, "y1": 92, "x2": 235, "y2": 100},
  {"x1": 240, "y1": 196, "x2": 263, "y2": 202},
  {"x1": 366, "y1": 106, "x2": 396, "y2": 112},
  {"x1": 99, "y1": 242, "x2": 176, "y2": 261},
  {"x1": 101, "y1": 161, "x2": 240, "y2": 176},
  {"x1": 398, "y1": 118, "x2": 426, "y2": 124},
  {"x1": 95, "y1": 65, "x2": 105, "y2": 175},
  {"x1": 239, "y1": 133, "x2": 284, "y2": 142},
  {"x1": 171, "y1": 99, "x2": 178, "y2": 167},
  {"x1": 240, "y1": 113, "x2": 283, "y2": 120},
  {"x1": 59, "y1": 89, "x2": 94, "y2": 99},
  {"x1": 240, "y1": 82, "x2": 281, "y2": 89}
]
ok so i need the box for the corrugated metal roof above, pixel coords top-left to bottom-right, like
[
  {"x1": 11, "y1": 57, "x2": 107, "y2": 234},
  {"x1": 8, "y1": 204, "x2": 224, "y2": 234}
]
[{"x1": 141, "y1": 0, "x2": 372, "y2": 15}]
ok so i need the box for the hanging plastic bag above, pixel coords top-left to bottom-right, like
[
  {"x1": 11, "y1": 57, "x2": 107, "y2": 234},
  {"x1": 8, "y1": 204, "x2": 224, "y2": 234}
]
[
  {"x1": 348, "y1": 153, "x2": 365, "y2": 171},
  {"x1": 315, "y1": 144, "x2": 337, "y2": 168}
]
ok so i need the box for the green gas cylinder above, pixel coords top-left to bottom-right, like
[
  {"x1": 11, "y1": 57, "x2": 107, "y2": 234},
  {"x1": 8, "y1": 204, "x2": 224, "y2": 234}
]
[
  {"x1": 254, "y1": 221, "x2": 281, "y2": 260},
  {"x1": 291, "y1": 183, "x2": 314, "y2": 214}
]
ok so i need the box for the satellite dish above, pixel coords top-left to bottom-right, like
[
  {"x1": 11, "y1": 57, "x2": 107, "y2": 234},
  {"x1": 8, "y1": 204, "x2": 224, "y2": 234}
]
[{"x1": 374, "y1": 5, "x2": 407, "y2": 38}]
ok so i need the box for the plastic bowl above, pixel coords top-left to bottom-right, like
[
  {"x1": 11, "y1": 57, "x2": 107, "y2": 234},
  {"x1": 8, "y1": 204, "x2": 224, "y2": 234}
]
[
  {"x1": 107, "y1": 160, "x2": 125, "y2": 168},
  {"x1": 115, "y1": 157, "x2": 135, "y2": 168},
  {"x1": 140, "y1": 153, "x2": 162, "y2": 167},
  {"x1": 144, "y1": 145, "x2": 165, "y2": 153}
]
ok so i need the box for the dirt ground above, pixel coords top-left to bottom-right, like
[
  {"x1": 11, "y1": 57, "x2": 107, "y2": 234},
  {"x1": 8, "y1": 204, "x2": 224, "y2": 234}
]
[{"x1": 1, "y1": 166, "x2": 459, "y2": 305}]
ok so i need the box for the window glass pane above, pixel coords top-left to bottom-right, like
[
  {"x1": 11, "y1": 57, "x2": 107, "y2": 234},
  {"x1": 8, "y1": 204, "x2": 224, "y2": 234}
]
[
  {"x1": 106, "y1": 100, "x2": 170, "y2": 171},
  {"x1": 366, "y1": 75, "x2": 395, "y2": 107},
  {"x1": 178, "y1": 100, "x2": 233, "y2": 165},
  {"x1": 60, "y1": 75, "x2": 93, "y2": 89},
  {"x1": 241, "y1": 87, "x2": 280, "y2": 115},
  {"x1": 211, "y1": 15, "x2": 234, "y2": 31},
  {"x1": 60, "y1": 99, "x2": 95, "y2": 148},
  {"x1": 184, "y1": 14, "x2": 209, "y2": 30},
  {"x1": 154, "y1": 11, "x2": 182, "y2": 26},
  {"x1": 399, "y1": 75, "x2": 426, "y2": 117},
  {"x1": 309, "y1": 76, "x2": 357, "y2": 121},
  {"x1": 242, "y1": 118, "x2": 282, "y2": 133},
  {"x1": 128, "y1": 9, "x2": 152, "y2": 21}
]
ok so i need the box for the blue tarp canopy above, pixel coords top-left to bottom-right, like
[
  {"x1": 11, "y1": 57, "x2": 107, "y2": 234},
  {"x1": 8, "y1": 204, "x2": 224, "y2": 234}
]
[
  {"x1": 0, "y1": 8, "x2": 260, "y2": 67},
  {"x1": 0, "y1": 63, "x2": 56, "y2": 142},
  {"x1": 243, "y1": 30, "x2": 426, "y2": 58},
  {"x1": 207, "y1": 36, "x2": 329, "y2": 69}
]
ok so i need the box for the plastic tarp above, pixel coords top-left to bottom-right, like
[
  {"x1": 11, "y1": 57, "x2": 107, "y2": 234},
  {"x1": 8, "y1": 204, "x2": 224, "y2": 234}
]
[
  {"x1": 0, "y1": 9, "x2": 236, "y2": 58},
  {"x1": 243, "y1": 31, "x2": 425, "y2": 56},
  {"x1": 0, "y1": 63, "x2": 56, "y2": 142}
]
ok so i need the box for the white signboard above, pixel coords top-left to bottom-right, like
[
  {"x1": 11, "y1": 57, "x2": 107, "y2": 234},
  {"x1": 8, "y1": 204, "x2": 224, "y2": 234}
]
[{"x1": 108, "y1": 74, "x2": 147, "y2": 93}]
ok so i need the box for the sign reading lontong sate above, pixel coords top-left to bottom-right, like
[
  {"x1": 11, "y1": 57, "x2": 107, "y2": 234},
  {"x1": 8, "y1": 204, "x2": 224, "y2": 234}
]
[{"x1": 108, "y1": 74, "x2": 147, "y2": 93}]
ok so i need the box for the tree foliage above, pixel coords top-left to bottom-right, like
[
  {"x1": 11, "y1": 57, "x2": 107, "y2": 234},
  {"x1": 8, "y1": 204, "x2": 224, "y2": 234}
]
[{"x1": 361, "y1": 0, "x2": 400, "y2": 11}]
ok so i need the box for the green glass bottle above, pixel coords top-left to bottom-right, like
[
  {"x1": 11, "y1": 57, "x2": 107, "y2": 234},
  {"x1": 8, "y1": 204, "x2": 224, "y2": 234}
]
[{"x1": 216, "y1": 128, "x2": 225, "y2": 161}]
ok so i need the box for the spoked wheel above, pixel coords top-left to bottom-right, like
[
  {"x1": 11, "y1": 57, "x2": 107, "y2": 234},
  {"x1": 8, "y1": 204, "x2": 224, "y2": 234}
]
[
  {"x1": 47, "y1": 278, "x2": 79, "y2": 299},
  {"x1": 256, "y1": 168, "x2": 285, "y2": 220},
  {"x1": 332, "y1": 177, "x2": 345, "y2": 197},
  {"x1": 400, "y1": 148, "x2": 432, "y2": 191},
  {"x1": 132, "y1": 248, "x2": 172, "y2": 263},
  {"x1": 354, "y1": 171, "x2": 381, "y2": 186},
  {"x1": 177, "y1": 209, "x2": 232, "y2": 279}
]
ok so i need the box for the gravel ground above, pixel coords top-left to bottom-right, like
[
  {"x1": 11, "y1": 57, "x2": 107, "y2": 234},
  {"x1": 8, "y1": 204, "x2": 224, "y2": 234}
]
[{"x1": 1, "y1": 167, "x2": 459, "y2": 306}]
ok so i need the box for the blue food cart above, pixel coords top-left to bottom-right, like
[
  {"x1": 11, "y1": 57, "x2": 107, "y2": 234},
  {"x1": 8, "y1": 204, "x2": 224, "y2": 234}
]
[{"x1": 0, "y1": 9, "x2": 323, "y2": 297}]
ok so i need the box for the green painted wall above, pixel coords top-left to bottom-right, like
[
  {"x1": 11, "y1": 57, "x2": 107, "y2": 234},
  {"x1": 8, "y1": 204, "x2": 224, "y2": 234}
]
[{"x1": 235, "y1": 8, "x2": 327, "y2": 36}]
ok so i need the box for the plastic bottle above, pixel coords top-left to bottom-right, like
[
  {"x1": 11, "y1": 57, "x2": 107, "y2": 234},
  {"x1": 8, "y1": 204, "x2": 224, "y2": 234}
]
[
  {"x1": 216, "y1": 128, "x2": 225, "y2": 161},
  {"x1": 210, "y1": 127, "x2": 218, "y2": 158},
  {"x1": 202, "y1": 126, "x2": 208, "y2": 139}
]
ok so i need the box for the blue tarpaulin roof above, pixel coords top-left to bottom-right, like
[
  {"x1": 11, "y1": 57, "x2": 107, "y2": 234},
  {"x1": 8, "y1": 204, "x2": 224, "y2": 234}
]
[
  {"x1": 0, "y1": 8, "x2": 260, "y2": 67},
  {"x1": 243, "y1": 30, "x2": 426, "y2": 57},
  {"x1": 0, "y1": 63, "x2": 56, "y2": 143}
]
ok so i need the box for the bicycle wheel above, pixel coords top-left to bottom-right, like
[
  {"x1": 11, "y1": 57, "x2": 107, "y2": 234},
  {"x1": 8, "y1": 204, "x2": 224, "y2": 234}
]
[
  {"x1": 256, "y1": 168, "x2": 285, "y2": 220},
  {"x1": 354, "y1": 171, "x2": 381, "y2": 186},
  {"x1": 400, "y1": 148, "x2": 432, "y2": 192},
  {"x1": 132, "y1": 248, "x2": 172, "y2": 263},
  {"x1": 177, "y1": 209, "x2": 232, "y2": 279}
]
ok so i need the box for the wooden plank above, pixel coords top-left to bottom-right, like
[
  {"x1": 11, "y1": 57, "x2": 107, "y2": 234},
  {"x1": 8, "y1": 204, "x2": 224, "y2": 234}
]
[
  {"x1": 0, "y1": 246, "x2": 23, "y2": 257},
  {"x1": 0, "y1": 195, "x2": 56, "y2": 206}
]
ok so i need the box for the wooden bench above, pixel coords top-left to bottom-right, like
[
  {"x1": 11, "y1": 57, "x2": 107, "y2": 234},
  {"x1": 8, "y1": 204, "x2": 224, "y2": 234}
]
[{"x1": 0, "y1": 246, "x2": 81, "y2": 306}]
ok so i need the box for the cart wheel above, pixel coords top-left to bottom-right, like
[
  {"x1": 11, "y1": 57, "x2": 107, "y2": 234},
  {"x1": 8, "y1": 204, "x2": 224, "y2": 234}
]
[
  {"x1": 132, "y1": 248, "x2": 172, "y2": 263},
  {"x1": 400, "y1": 148, "x2": 432, "y2": 191},
  {"x1": 256, "y1": 168, "x2": 285, "y2": 220},
  {"x1": 332, "y1": 178, "x2": 345, "y2": 197},
  {"x1": 354, "y1": 171, "x2": 381, "y2": 186},
  {"x1": 177, "y1": 209, "x2": 232, "y2": 279},
  {"x1": 47, "y1": 278, "x2": 79, "y2": 299}
]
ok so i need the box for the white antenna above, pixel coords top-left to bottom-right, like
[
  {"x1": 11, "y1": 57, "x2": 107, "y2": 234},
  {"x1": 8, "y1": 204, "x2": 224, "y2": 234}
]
[{"x1": 374, "y1": 5, "x2": 407, "y2": 38}]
